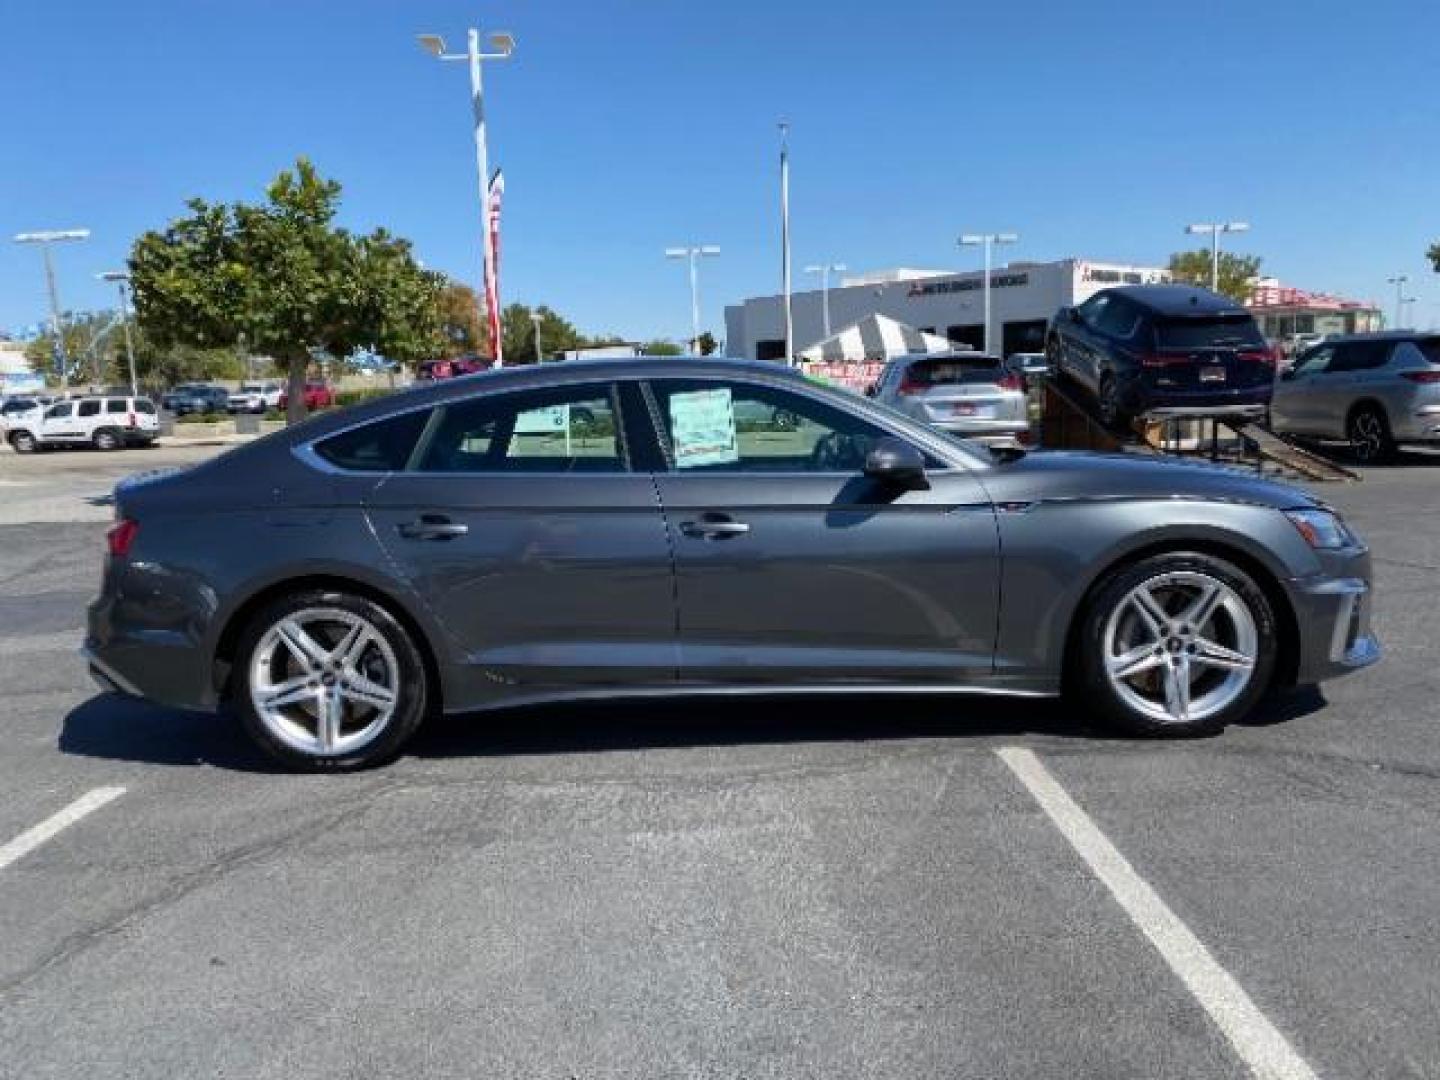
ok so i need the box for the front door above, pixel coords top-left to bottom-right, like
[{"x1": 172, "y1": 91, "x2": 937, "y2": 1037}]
[
  {"x1": 644, "y1": 377, "x2": 1000, "y2": 685},
  {"x1": 362, "y1": 381, "x2": 676, "y2": 701}
]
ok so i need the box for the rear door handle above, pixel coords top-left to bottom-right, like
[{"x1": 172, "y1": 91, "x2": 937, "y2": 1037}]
[
  {"x1": 397, "y1": 514, "x2": 469, "y2": 541},
  {"x1": 680, "y1": 514, "x2": 750, "y2": 540}
]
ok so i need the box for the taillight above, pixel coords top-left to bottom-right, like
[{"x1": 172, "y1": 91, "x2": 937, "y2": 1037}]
[
  {"x1": 1238, "y1": 349, "x2": 1276, "y2": 365},
  {"x1": 1400, "y1": 370, "x2": 1440, "y2": 384},
  {"x1": 997, "y1": 373, "x2": 1023, "y2": 391},
  {"x1": 107, "y1": 519, "x2": 139, "y2": 558}
]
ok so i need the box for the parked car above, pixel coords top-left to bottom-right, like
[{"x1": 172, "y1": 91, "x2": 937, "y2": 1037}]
[
  {"x1": 1047, "y1": 285, "x2": 1275, "y2": 427},
  {"x1": 1006, "y1": 352, "x2": 1051, "y2": 379},
  {"x1": 161, "y1": 384, "x2": 230, "y2": 416},
  {"x1": 869, "y1": 352, "x2": 1030, "y2": 446},
  {"x1": 417, "y1": 356, "x2": 488, "y2": 381},
  {"x1": 7, "y1": 395, "x2": 158, "y2": 453},
  {"x1": 277, "y1": 381, "x2": 335, "y2": 412},
  {"x1": 1270, "y1": 332, "x2": 1440, "y2": 463},
  {"x1": 84, "y1": 358, "x2": 1378, "y2": 770},
  {"x1": 228, "y1": 381, "x2": 284, "y2": 414}
]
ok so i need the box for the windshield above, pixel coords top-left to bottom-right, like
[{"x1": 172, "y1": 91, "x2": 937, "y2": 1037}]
[{"x1": 1155, "y1": 314, "x2": 1265, "y2": 349}]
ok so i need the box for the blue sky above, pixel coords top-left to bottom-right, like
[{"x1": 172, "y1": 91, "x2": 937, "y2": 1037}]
[{"x1": 3, "y1": 0, "x2": 1438, "y2": 343}]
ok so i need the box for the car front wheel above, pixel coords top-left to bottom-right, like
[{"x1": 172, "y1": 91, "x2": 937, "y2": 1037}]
[
  {"x1": 1078, "y1": 552, "x2": 1277, "y2": 737},
  {"x1": 234, "y1": 590, "x2": 430, "y2": 771}
]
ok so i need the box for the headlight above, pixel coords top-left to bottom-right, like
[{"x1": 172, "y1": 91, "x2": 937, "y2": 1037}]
[{"x1": 1284, "y1": 507, "x2": 1356, "y2": 550}]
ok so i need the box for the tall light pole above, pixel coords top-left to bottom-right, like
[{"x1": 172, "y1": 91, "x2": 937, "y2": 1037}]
[
  {"x1": 13, "y1": 228, "x2": 89, "y2": 390},
  {"x1": 1386, "y1": 274, "x2": 1409, "y2": 328},
  {"x1": 1184, "y1": 221, "x2": 1250, "y2": 292},
  {"x1": 531, "y1": 309, "x2": 543, "y2": 363},
  {"x1": 804, "y1": 262, "x2": 847, "y2": 338},
  {"x1": 779, "y1": 121, "x2": 794, "y2": 366},
  {"x1": 418, "y1": 27, "x2": 514, "y2": 365},
  {"x1": 97, "y1": 271, "x2": 139, "y2": 396},
  {"x1": 664, "y1": 245, "x2": 721, "y2": 354},
  {"x1": 957, "y1": 232, "x2": 1018, "y2": 355}
]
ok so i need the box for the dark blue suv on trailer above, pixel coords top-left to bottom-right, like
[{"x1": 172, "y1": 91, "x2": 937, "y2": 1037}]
[{"x1": 1047, "y1": 285, "x2": 1275, "y2": 427}]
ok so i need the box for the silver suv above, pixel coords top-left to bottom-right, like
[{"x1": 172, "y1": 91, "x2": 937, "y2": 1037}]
[
  {"x1": 1270, "y1": 333, "x2": 1440, "y2": 462},
  {"x1": 869, "y1": 352, "x2": 1030, "y2": 446}
]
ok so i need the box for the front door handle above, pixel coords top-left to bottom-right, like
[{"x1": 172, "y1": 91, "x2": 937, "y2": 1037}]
[
  {"x1": 397, "y1": 514, "x2": 469, "y2": 541},
  {"x1": 680, "y1": 514, "x2": 751, "y2": 540}
]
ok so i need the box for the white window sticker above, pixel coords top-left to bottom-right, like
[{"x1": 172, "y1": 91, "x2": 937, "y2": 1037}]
[
  {"x1": 514, "y1": 404, "x2": 571, "y2": 434},
  {"x1": 669, "y1": 388, "x2": 739, "y2": 468}
]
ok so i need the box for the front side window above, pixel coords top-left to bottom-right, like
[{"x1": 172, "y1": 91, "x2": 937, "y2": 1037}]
[
  {"x1": 417, "y1": 384, "x2": 624, "y2": 474},
  {"x1": 314, "y1": 408, "x2": 432, "y2": 472},
  {"x1": 1077, "y1": 294, "x2": 1110, "y2": 326},
  {"x1": 1292, "y1": 346, "x2": 1334, "y2": 376},
  {"x1": 1096, "y1": 299, "x2": 1140, "y2": 338},
  {"x1": 649, "y1": 379, "x2": 892, "y2": 473}
]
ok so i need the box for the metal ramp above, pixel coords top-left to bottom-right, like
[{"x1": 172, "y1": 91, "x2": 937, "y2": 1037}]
[{"x1": 1038, "y1": 375, "x2": 1358, "y2": 482}]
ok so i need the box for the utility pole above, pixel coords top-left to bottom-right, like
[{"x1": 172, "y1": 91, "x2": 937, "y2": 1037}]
[
  {"x1": 98, "y1": 272, "x2": 139, "y2": 396},
  {"x1": 958, "y1": 232, "x2": 1019, "y2": 355},
  {"x1": 1184, "y1": 221, "x2": 1250, "y2": 292},
  {"x1": 804, "y1": 262, "x2": 847, "y2": 339},
  {"x1": 779, "y1": 121, "x2": 794, "y2": 365},
  {"x1": 419, "y1": 27, "x2": 514, "y2": 365},
  {"x1": 14, "y1": 229, "x2": 89, "y2": 390}
]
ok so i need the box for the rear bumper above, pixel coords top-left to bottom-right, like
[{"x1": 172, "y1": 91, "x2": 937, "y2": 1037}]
[
  {"x1": 1120, "y1": 375, "x2": 1273, "y2": 415},
  {"x1": 85, "y1": 586, "x2": 220, "y2": 712}
]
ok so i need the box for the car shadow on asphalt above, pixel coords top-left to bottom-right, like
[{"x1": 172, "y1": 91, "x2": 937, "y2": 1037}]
[{"x1": 60, "y1": 684, "x2": 1330, "y2": 772}]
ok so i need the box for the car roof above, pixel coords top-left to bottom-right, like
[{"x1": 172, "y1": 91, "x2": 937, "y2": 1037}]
[
  {"x1": 1308, "y1": 330, "x2": 1437, "y2": 345},
  {"x1": 1099, "y1": 284, "x2": 1248, "y2": 317}
]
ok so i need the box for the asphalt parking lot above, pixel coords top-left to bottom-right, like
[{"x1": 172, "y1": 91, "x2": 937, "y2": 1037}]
[{"x1": 1, "y1": 443, "x2": 1437, "y2": 1078}]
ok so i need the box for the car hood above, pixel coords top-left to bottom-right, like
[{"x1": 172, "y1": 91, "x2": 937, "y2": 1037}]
[{"x1": 976, "y1": 449, "x2": 1319, "y2": 511}]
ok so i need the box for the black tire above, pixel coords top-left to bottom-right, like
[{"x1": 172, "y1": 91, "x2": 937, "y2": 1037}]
[
  {"x1": 9, "y1": 430, "x2": 36, "y2": 454},
  {"x1": 92, "y1": 428, "x2": 121, "y2": 452},
  {"x1": 1346, "y1": 404, "x2": 1395, "y2": 464},
  {"x1": 233, "y1": 589, "x2": 430, "y2": 771},
  {"x1": 1097, "y1": 371, "x2": 1125, "y2": 430},
  {"x1": 1077, "y1": 552, "x2": 1278, "y2": 738}
]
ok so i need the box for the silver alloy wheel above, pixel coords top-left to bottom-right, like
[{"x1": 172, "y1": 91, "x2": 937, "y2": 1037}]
[
  {"x1": 1101, "y1": 570, "x2": 1258, "y2": 725},
  {"x1": 249, "y1": 606, "x2": 400, "y2": 757},
  {"x1": 1350, "y1": 410, "x2": 1384, "y2": 461}
]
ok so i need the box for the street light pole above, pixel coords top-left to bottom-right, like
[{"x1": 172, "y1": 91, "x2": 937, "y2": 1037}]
[
  {"x1": 779, "y1": 121, "x2": 794, "y2": 366},
  {"x1": 804, "y1": 263, "x2": 847, "y2": 339},
  {"x1": 418, "y1": 27, "x2": 514, "y2": 365},
  {"x1": 958, "y1": 232, "x2": 1018, "y2": 355},
  {"x1": 665, "y1": 246, "x2": 720, "y2": 354},
  {"x1": 1184, "y1": 221, "x2": 1250, "y2": 292},
  {"x1": 1386, "y1": 274, "x2": 1409, "y2": 328},
  {"x1": 97, "y1": 272, "x2": 139, "y2": 396},
  {"x1": 532, "y1": 310, "x2": 543, "y2": 363},
  {"x1": 13, "y1": 228, "x2": 89, "y2": 391}
]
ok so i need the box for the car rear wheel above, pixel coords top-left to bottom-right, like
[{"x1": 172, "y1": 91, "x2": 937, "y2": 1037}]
[
  {"x1": 1097, "y1": 372, "x2": 1124, "y2": 430},
  {"x1": 234, "y1": 590, "x2": 429, "y2": 771},
  {"x1": 9, "y1": 431, "x2": 37, "y2": 454},
  {"x1": 1078, "y1": 552, "x2": 1276, "y2": 737},
  {"x1": 1347, "y1": 405, "x2": 1395, "y2": 464},
  {"x1": 92, "y1": 429, "x2": 120, "y2": 452}
]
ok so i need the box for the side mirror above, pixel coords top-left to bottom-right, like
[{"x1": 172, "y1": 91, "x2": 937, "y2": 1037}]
[{"x1": 864, "y1": 437, "x2": 929, "y2": 490}]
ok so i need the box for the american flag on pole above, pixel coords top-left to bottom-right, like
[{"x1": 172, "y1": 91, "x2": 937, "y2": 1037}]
[{"x1": 485, "y1": 168, "x2": 505, "y2": 367}]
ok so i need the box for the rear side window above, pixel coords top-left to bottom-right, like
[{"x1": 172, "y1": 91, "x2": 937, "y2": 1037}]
[
  {"x1": 1156, "y1": 314, "x2": 1265, "y2": 349},
  {"x1": 416, "y1": 384, "x2": 624, "y2": 474},
  {"x1": 106, "y1": 400, "x2": 127, "y2": 414},
  {"x1": 314, "y1": 409, "x2": 431, "y2": 472},
  {"x1": 1332, "y1": 341, "x2": 1391, "y2": 372},
  {"x1": 78, "y1": 400, "x2": 101, "y2": 417},
  {"x1": 904, "y1": 357, "x2": 1003, "y2": 385}
]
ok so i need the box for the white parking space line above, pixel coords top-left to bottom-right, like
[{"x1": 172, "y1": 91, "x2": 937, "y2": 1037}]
[
  {"x1": 0, "y1": 786, "x2": 126, "y2": 872},
  {"x1": 996, "y1": 748, "x2": 1318, "y2": 1080}
]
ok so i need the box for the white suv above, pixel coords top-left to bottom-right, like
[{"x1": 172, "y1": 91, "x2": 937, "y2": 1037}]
[
  {"x1": 6, "y1": 395, "x2": 159, "y2": 453},
  {"x1": 227, "y1": 380, "x2": 283, "y2": 413}
]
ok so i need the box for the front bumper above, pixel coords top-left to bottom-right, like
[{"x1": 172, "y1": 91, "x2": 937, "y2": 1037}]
[{"x1": 1288, "y1": 548, "x2": 1381, "y2": 685}]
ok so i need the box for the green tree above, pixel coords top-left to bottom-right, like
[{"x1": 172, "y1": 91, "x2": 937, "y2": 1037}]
[
  {"x1": 696, "y1": 331, "x2": 719, "y2": 356},
  {"x1": 129, "y1": 157, "x2": 445, "y2": 422},
  {"x1": 1167, "y1": 249, "x2": 1263, "y2": 303},
  {"x1": 641, "y1": 339, "x2": 684, "y2": 356},
  {"x1": 1427, "y1": 241, "x2": 1440, "y2": 274},
  {"x1": 436, "y1": 280, "x2": 484, "y2": 357},
  {"x1": 500, "y1": 303, "x2": 589, "y2": 364}
]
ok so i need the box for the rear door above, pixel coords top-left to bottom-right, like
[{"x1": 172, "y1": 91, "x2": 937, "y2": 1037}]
[
  {"x1": 644, "y1": 376, "x2": 1000, "y2": 685},
  {"x1": 359, "y1": 380, "x2": 677, "y2": 698}
]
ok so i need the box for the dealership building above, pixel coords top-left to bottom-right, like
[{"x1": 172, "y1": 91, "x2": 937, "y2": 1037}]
[{"x1": 724, "y1": 258, "x2": 1171, "y2": 361}]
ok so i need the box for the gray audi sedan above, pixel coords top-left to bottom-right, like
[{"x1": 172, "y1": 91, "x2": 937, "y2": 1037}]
[{"x1": 84, "y1": 358, "x2": 1379, "y2": 770}]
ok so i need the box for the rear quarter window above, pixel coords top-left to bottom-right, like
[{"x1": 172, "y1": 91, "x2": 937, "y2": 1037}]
[
  {"x1": 313, "y1": 409, "x2": 431, "y2": 472},
  {"x1": 133, "y1": 399, "x2": 157, "y2": 415}
]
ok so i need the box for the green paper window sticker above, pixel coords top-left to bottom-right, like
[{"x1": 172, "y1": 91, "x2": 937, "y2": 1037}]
[{"x1": 669, "y1": 388, "x2": 739, "y2": 468}]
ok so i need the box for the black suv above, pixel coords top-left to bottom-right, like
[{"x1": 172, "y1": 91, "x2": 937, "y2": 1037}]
[
  {"x1": 1047, "y1": 285, "x2": 1275, "y2": 426},
  {"x1": 160, "y1": 384, "x2": 230, "y2": 416}
]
